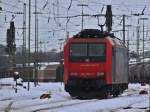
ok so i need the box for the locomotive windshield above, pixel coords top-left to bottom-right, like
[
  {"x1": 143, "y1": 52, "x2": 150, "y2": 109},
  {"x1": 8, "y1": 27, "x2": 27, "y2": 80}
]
[
  {"x1": 70, "y1": 43, "x2": 106, "y2": 62},
  {"x1": 70, "y1": 44, "x2": 87, "y2": 56}
]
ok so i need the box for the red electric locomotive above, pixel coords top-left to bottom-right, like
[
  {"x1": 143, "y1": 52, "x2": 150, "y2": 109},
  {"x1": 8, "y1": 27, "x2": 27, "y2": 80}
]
[{"x1": 64, "y1": 29, "x2": 128, "y2": 98}]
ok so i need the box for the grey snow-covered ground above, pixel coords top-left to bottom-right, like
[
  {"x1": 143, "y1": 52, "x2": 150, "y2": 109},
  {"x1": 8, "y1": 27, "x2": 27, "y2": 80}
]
[{"x1": 0, "y1": 78, "x2": 149, "y2": 112}]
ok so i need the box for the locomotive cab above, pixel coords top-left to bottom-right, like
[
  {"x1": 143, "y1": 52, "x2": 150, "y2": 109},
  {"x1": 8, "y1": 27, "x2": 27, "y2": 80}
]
[{"x1": 64, "y1": 29, "x2": 128, "y2": 98}]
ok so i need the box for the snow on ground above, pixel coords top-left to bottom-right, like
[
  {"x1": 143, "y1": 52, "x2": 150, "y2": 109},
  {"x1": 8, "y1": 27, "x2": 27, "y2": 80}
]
[
  {"x1": 53, "y1": 95, "x2": 148, "y2": 112},
  {"x1": 0, "y1": 78, "x2": 149, "y2": 112}
]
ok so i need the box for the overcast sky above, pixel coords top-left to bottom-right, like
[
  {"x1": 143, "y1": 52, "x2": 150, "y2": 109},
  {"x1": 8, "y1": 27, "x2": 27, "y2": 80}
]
[{"x1": 0, "y1": 0, "x2": 150, "y2": 52}]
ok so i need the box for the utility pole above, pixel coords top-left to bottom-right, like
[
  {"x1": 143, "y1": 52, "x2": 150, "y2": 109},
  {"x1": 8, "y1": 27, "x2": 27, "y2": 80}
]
[
  {"x1": 136, "y1": 25, "x2": 140, "y2": 62},
  {"x1": 139, "y1": 17, "x2": 148, "y2": 83},
  {"x1": 125, "y1": 24, "x2": 131, "y2": 82},
  {"x1": 105, "y1": 5, "x2": 112, "y2": 32},
  {"x1": 34, "y1": 0, "x2": 37, "y2": 87},
  {"x1": 23, "y1": 3, "x2": 26, "y2": 75},
  {"x1": 123, "y1": 15, "x2": 126, "y2": 45},
  {"x1": 36, "y1": 3, "x2": 39, "y2": 85},
  {"x1": 57, "y1": 0, "x2": 60, "y2": 37},
  {"x1": 28, "y1": 0, "x2": 31, "y2": 91},
  {"x1": 77, "y1": 4, "x2": 88, "y2": 30},
  {"x1": 34, "y1": 1, "x2": 42, "y2": 85},
  {"x1": 66, "y1": 10, "x2": 70, "y2": 39},
  {"x1": 125, "y1": 25, "x2": 132, "y2": 59}
]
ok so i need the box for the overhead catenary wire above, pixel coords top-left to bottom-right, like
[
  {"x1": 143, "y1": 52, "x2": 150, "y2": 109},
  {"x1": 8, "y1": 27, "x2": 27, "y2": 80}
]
[{"x1": 1, "y1": 0, "x2": 150, "y2": 52}]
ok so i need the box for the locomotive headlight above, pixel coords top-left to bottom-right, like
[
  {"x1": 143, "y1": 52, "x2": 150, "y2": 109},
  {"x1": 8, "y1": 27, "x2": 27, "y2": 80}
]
[{"x1": 97, "y1": 72, "x2": 104, "y2": 77}]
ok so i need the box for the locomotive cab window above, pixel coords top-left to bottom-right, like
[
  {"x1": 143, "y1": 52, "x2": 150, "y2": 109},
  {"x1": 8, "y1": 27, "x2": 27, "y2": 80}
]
[
  {"x1": 70, "y1": 44, "x2": 87, "y2": 57},
  {"x1": 70, "y1": 43, "x2": 106, "y2": 62}
]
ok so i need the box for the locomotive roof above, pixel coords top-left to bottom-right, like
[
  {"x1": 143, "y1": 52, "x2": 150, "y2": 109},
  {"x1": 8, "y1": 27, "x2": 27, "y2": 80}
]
[
  {"x1": 71, "y1": 29, "x2": 126, "y2": 47},
  {"x1": 73, "y1": 29, "x2": 115, "y2": 38},
  {"x1": 110, "y1": 37, "x2": 126, "y2": 47}
]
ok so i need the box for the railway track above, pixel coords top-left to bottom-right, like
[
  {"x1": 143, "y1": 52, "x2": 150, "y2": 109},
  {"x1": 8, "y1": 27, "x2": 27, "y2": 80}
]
[
  {"x1": 10, "y1": 99, "x2": 98, "y2": 112},
  {"x1": 11, "y1": 98, "x2": 70, "y2": 110},
  {"x1": 34, "y1": 99, "x2": 98, "y2": 112},
  {"x1": 33, "y1": 94, "x2": 144, "y2": 112},
  {"x1": 36, "y1": 94, "x2": 149, "y2": 112},
  {"x1": 18, "y1": 92, "x2": 138, "y2": 112}
]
